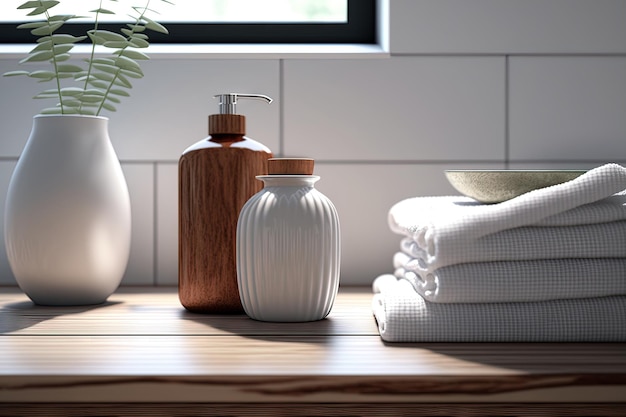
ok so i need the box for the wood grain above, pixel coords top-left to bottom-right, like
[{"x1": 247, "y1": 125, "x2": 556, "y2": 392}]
[
  {"x1": 1, "y1": 403, "x2": 626, "y2": 417},
  {"x1": 0, "y1": 287, "x2": 377, "y2": 336},
  {"x1": 0, "y1": 287, "x2": 625, "y2": 410},
  {"x1": 209, "y1": 114, "x2": 245, "y2": 135},
  {"x1": 267, "y1": 158, "x2": 314, "y2": 175},
  {"x1": 178, "y1": 140, "x2": 271, "y2": 313}
]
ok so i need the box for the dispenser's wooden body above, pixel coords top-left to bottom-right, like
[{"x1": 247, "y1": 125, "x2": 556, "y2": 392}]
[{"x1": 179, "y1": 136, "x2": 271, "y2": 313}]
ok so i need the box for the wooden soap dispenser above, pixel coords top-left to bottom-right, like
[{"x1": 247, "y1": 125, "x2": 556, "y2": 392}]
[{"x1": 179, "y1": 93, "x2": 273, "y2": 313}]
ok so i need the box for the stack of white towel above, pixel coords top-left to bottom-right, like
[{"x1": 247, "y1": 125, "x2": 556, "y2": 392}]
[{"x1": 372, "y1": 163, "x2": 626, "y2": 342}]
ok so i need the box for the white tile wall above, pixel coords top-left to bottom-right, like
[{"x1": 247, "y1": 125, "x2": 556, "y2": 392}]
[
  {"x1": 156, "y1": 163, "x2": 178, "y2": 286},
  {"x1": 121, "y1": 163, "x2": 155, "y2": 285},
  {"x1": 509, "y1": 57, "x2": 626, "y2": 161},
  {"x1": 283, "y1": 57, "x2": 505, "y2": 161},
  {"x1": 0, "y1": 161, "x2": 16, "y2": 285},
  {"x1": 1, "y1": 0, "x2": 625, "y2": 288},
  {"x1": 391, "y1": 0, "x2": 626, "y2": 54}
]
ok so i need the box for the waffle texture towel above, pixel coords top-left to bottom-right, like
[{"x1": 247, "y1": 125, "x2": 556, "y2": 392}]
[
  {"x1": 393, "y1": 251, "x2": 626, "y2": 303},
  {"x1": 373, "y1": 275, "x2": 626, "y2": 342},
  {"x1": 389, "y1": 164, "x2": 626, "y2": 273}
]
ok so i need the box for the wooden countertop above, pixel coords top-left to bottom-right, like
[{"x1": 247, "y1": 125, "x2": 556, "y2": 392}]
[{"x1": 1, "y1": 286, "x2": 625, "y2": 416}]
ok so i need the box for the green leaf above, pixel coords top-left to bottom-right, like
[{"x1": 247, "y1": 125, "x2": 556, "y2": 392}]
[
  {"x1": 61, "y1": 98, "x2": 82, "y2": 107},
  {"x1": 33, "y1": 88, "x2": 78, "y2": 99},
  {"x1": 85, "y1": 79, "x2": 110, "y2": 89},
  {"x1": 101, "y1": 102, "x2": 117, "y2": 112},
  {"x1": 17, "y1": 21, "x2": 48, "y2": 30},
  {"x1": 126, "y1": 23, "x2": 146, "y2": 33},
  {"x1": 54, "y1": 53, "x2": 71, "y2": 62},
  {"x1": 33, "y1": 90, "x2": 59, "y2": 99},
  {"x1": 103, "y1": 40, "x2": 131, "y2": 49},
  {"x1": 109, "y1": 88, "x2": 130, "y2": 97},
  {"x1": 41, "y1": 107, "x2": 64, "y2": 115},
  {"x1": 89, "y1": 29, "x2": 127, "y2": 42},
  {"x1": 18, "y1": 1, "x2": 59, "y2": 10},
  {"x1": 46, "y1": 34, "x2": 87, "y2": 44},
  {"x1": 91, "y1": 71, "x2": 117, "y2": 81},
  {"x1": 57, "y1": 64, "x2": 83, "y2": 73},
  {"x1": 105, "y1": 95, "x2": 121, "y2": 104},
  {"x1": 51, "y1": 44, "x2": 73, "y2": 54},
  {"x1": 83, "y1": 89, "x2": 106, "y2": 96},
  {"x1": 120, "y1": 68, "x2": 143, "y2": 78},
  {"x1": 114, "y1": 55, "x2": 141, "y2": 72},
  {"x1": 20, "y1": 50, "x2": 54, "y2": 63},
  {"x1": 80, "y1": 94, "x2": 106, "y2": 103},
  {"x1": 30, "y1": 21, "x2": 63, "y2": 36},
  {"x1": 27, "y1": 4, "x2": 59, "y2": 16},
  {"x1": 89, "y1": 57, "x2": 116, "y2": 65},
  {"x1": 92, "y1": 63, "x2": 121, "y2": 75},
  {"x1": 30, "y1": 40, "x2": 52, "y2": 53},
  {"x1": 113, "y1": 73, "x2": 132, "y2": 88},
  {"x1": 143, "y1": 17, "x2": 169, "y2": 34},
  {"x1": 130, "y1": 33, "x2": 149, "y2": 41},
  {"x1": 48, "y1": 14, "x2": 76, "y2": 21},
  {"x1": 60, "y1": 87, "x2": 87, "y2": 96},
  {"x1": 30, "y1": 42, "x2": 72, "y2": 55},
  {"x1": 3, "y1": 70, "x2": 30, "y2": 77},
  {"x1": 114, "y1": 49, "x2": 149, "y2": 60},
  {"x1": 90, "y1": 8, "x2": 115, "y2": 14},
  {"x1": 128, "y1": 38, "x2": 149, "y2": 48},
  {"x1": 27, "y1": 70, "x2": 57, "y2": 80}
]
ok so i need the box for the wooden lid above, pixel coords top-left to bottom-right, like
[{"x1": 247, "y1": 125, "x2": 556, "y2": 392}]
[
  {"x1": 267, "y1": 158, "x2": 314, "y2": 175},
  {"x1": 209, "y1": 114, "x2": 245, "y2": 135}
]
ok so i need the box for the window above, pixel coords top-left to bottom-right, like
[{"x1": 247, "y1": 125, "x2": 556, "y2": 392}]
[{"x1": 0, "y1": 0, "x2": 376, "y2": 44}]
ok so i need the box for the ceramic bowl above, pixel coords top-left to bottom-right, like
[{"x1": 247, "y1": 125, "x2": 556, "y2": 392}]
[{"x1": 445, "y1": 169, "x2": 587, "y2": 204}]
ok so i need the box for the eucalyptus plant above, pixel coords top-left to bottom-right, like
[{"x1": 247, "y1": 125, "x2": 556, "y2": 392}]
[{"x1": 3, "y1": 0, "x2": 173, "y2": 116}]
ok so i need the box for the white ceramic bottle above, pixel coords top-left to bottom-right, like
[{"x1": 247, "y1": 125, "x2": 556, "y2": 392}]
[
  {"x1": 4, "y1": 115, "x2": 131, "y2": 306},
  {"x1": 236, "y1": 158, "x2": 340, "y2": 322}
]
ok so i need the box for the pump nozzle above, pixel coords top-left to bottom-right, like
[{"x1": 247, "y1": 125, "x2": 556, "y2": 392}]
[{"x1": 214, "y1": 93, "x2": 273, "y2": 114}]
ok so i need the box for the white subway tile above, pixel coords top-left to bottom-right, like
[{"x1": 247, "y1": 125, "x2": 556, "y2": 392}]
[
  {"x1": 0, "y1": 161, "x2": 17, "y2": 285},
  {"x1": 156, "y1": 163, "x2": 178, "y2": 286},
  {"x1": 283, "y1": 57, "x2": 505, "y2": 161},
  {"x1": 314, "y1": 162, "x2": 504, "y2": 285},
  {"x1": 0, "y1": 61, "x2": 47, "y2": 158},
  {"x1": 121, "y1": 163, "x2": 155, "y2": 285},
  {"x1": 509, "y1": 57, "x2": 626, "y2": 161},
  {"x1": 392, "y1": 0, "x2": 626, "y2": 54}
]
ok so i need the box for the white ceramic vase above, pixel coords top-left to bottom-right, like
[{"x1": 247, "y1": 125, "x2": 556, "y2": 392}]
[
  {"x1": 4, "y1": 115, "x2": 131, "y2": 306},
  {"x1": 236, "y1": 169, "x2": 340, "y2": 322}
]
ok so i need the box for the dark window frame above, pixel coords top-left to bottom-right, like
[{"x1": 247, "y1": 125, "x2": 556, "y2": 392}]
[{"x1": 0, "y1": 0, "x2": 376, "y2": 44}]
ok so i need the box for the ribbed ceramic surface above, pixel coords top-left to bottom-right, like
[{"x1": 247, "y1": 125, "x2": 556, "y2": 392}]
[{"x1": 237, "y1": 176, "x2": 340, "y2": 322}]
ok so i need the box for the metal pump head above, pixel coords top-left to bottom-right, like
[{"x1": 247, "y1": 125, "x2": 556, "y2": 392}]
[{"x1": 214, "y1": 93, "x2": 273, "y2": 114}]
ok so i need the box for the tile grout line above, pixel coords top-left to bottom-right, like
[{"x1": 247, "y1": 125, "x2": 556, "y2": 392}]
[
  {"x1": 115, "y1": 158, "x2": 626, "y2": 166},
  {"x1": 153, "y1": 162, "x2": 158, "y2": 287},
  {"x1": 505, "y1": 54, "x2": 510, "y2": 169},
  {"x1": 279, "y1": 58, "x2": 285, "y2": 157}
]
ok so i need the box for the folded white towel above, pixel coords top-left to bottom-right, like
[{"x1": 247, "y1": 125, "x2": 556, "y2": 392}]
[
  {"x1": 389, "y1": 164, "x2": 626, "y2": 272},
  {"x1": 393, "y1": 252, "x2": 626, "y2": 303},
  {"x1": 372, "y1": 275, "x2": 626, "y2": 342},
  {"x1": 399, "y1": 219, "x2": 626, "y2": 272}
]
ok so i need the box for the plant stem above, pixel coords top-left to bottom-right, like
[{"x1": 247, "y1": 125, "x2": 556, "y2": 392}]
[
  {"x1": 81, "y1": 0, "x2": 105, "y2": 114},
  {"x1": 95, "y1": 0, "x2": 153, "y2": 116},
  {"x1": 43, "y1": 3, "x2": 64, "y2": 114}
]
